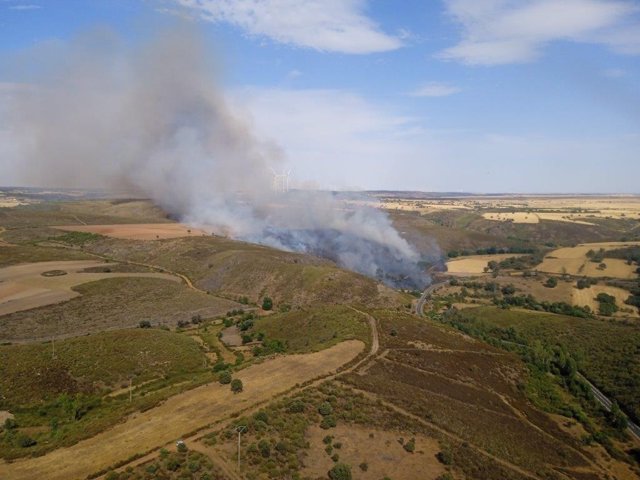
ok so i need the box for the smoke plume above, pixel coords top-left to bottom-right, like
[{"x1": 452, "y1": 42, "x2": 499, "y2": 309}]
[{"x1": 5, "y1": 25, "x2": 433, "y2": 289}]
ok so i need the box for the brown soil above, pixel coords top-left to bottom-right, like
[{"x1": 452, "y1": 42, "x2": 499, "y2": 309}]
[{"x1": 0, "y1": 340, "x2": 364, "y2": 480}]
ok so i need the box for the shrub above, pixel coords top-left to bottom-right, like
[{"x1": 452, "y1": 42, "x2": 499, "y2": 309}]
[
  {"x1": 262, "y1": 296, "x2": 273, "y2": 311},
  {"x1": 213, "y1": 362, "x2": 230, "y2": 372},
  {"x1": 318, "y1": 402, "x2": 333, "y2": 416},
  {"x1": 323, "y1": 435, "x2": 334, "y2": 445},
  {"x1": 437, "y1": 449, "x2": 453, "y2": 465},
  {"x1": 176, "y1": 441, "x2": 187, "y2": 453},
  {"x1": 191, "y1": 314, "x2": 202, "y2": 324},
  {"x1": 333, "y1": 441, "x2": 342, "y2": 449},
  {"x1": 359, "y1": 462, "x2": 368, "y2": 472},
  {"x1": 253, "y1": 411, "x2": 268, "y2": 424},
  {"x1": 138, "y1": 320, "x2": 151, "y2": 328},
  {"x1": 231, "y1": 379, "x2": 243, "y2": 393},
  {"x1": 3, "y1": 418, "x2": 17, "y2": 430},
  {"x1": 328, "y1": 463, "x2": 352, "y2": 480},
  {"x1": 403, "y1": 437, "x2": 415, "y2": 453},
  {"x1": 218, "y1": 371, "x2": 232, "y2": 385},
  {"x1": 320, "y1": 415, "x2": 337, "y2": 429},
  {"x1": 17, "y1": 435, "x2": 36, "y2": 448},
  {"x1": 258, "y1": 439, "x2": 271, "y2": 458},
  {"x1": 288, "y1": 400, "x2": 305, "y2": 413},
  {"x1": 331, "y1": 453, "x2": 340, "y2": 462},
  {"x1": 544, "y1": 277, "x2": 558, "y2": 288},
  {"x1": 165, "y1": 458, "x2": 180, "y2": 471}
]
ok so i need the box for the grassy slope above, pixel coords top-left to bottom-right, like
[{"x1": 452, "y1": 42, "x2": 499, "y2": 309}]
[
  {"x1": 342, "y1": 310, "x2": 606, "y2": 479},
  {"x1": 251, "y1": 305, "x2": 371, "y2": 353},
  {"x1": 0, "y1": 277, "x2": 239, "y2": 342},
  {"x1": 76, "y1": 235, "x2": 407, "y2": 308},
  {"x1": 0, "y1": 328, "x2": 211, "y2": 460},
  {"x1": 457, "y1": 306, "x2": 640, "y2": 423},
  {"x1": 0, "y1": 329, "x2": 206, "y2": 406}
]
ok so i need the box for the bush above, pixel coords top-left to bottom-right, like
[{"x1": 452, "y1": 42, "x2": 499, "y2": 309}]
[
  {"x1": 331, "y1": 453, "x2": 340, "y2": 462},
  {"x1": 262, "y1": 296, "x2": 273, "y2": 311},
  {"x1": 218, "y1": 371, "x2": 232, "y2": 385},
  {"x1": 231, "y1": 379, "x2": 243, "y2": 393},
  {"x1": 253, "y1": 411, "x2": 268, "y2": 424},
  {"x1": 138, "y1": 320, "x2": 151, "y2": 328},
  {"x1": 17, "y1": 434, "x2": 36, "y2": 448},
  {"x1": 359, "y1": 462, "x2": 368, "y2": 472},
  {"x1": 328, "y1": 463, "x2": 352, "y2": 480},
  {"x1": 320, "y1": 415, "x2": 337, "y2": 429},
  {"x1": 288, "y1": 400, "x2": 305, "y2": 413},
  {"x1": 191, "y1": 314, "x2": 202, "y2": 324},
  {"x1": 437, "y1": 449, "x2": 453, "y2": 465},
  {"x1": 318, "y1": 401, "x2": 333, "y2": 416},
  {"x1": 3, "y1": 418, "x2": 17, "y2": 430},
  {"x1": 323, "y1": 435, "x2": 334, "y2": 445},
  {"x1": 258, "y1": 439, "x2": 270, "y2": 458},
  {"x1": 544, "y1": 277, "x2": 558, "y2": 288},
  {"x1": 403, "y1": 437, "x2": 415, "y2": 453}
]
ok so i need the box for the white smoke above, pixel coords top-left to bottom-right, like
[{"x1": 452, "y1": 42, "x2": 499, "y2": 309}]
[{"x1": 4, "y1": 25, "x2": 433, "y2": 288}]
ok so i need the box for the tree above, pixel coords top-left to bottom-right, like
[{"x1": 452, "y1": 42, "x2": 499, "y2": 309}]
[
  {"x1": 544, "y1": 277, "x2": 558, "y2": 288},
  {"x1": 328, "y1": 463, "x2": 352, "y2": 480},
  {"x1": 318, "y1": 401, "x2": 333, "y2": 416},
  {"x1": 262, "y1": 296, "x2": 273, "y2": 311},
  {"x1": 609, "y1": 402, "x2": 628, "y2": 431},
  {"x1": 231, "y1": 379, "x2": 243, "y2": 393},
  {"x1": 218, "y1": 371, "x2": 232, "y2": 385}
]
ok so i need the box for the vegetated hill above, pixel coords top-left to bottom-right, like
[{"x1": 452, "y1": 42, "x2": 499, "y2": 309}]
[
  {"x1": 0, "y1": 277, "x2": 240, "y2": 342},
  {"x1": 247, "y1": 305, "x2": 371, "y2": 354},
  {"x1": 202, "y1": 309, "x2": 637, "y2": 480},
  {"x1": 341, "y1": 310, "x2": 637, "y2": 479},
  {"x1": 61, "y1": 234, "x2": 410, "y2": 308},
  {"x1": 0, "y1": 199, "x2": 170, "y2": 228},
  {"x1": 393, "y1": 209, "x2": 640, "y2": 258},
  {"x1": 451, "y1": 306, "x2": 640, "y2": 425},
  {"x1": 391, "y1": 210, "x2": 533, "y2": 256},
  {"x1": 0, "y1": 328, "x2": 212, "y2": 460}
]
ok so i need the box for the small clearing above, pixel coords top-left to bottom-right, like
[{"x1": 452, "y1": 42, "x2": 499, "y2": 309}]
[
  {"x1": 572, "y1": 285, "x2": 638, "y2": 318},
  {"x1": 0, "y1": 260, "x2": 179, "y2": 316},
  {"x1": 302, "y1": 424, "x2": 444, "y2": 480},
  {"x1": 538, "y1": 242, "x2": 640, "y2": 279},
  {"x1": 54, "y1": 223, "x2": 211, "y2": 240},
  {"x1": 446, "y1": 254, "x2": 524, "y2": 275},
  {"x1": 0, "y1": 340, "x2": 364, "y2": 480}
]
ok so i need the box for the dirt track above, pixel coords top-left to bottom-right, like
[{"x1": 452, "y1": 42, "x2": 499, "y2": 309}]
[
  {"x1": 0, "y1": 340, "x2": 364, "y2": 480},
  {"x1": 0, "y1": 260, "x2": 179, "y2": 316},
  {"x1": 55, "y1": 223, "x2": 211, "y2": 240}
]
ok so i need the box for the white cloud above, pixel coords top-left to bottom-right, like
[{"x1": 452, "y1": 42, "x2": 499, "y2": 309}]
[
  {"x1": 440, "y1": 0, "x2": 640, "y2": 65},
  {"x1": 174, "y1": 0, "x2": 403, "y2": 54},
  {"x1": 410, "y1": 82, "x2": 460, "y2": 97},
  {"x1": 8, "y1": 4, "x2": 41, "y2": 10},
  {"x1": 227, "y1": 87, "x2": 640, "y2": 192}
]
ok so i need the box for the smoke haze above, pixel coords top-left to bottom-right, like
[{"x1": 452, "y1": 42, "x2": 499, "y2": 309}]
[{"x1": 5, "y1": 25, "x2": 434, "y2": 289}]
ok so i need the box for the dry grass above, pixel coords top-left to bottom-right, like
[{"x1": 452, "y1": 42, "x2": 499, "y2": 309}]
[
  {"x1": 302, "y1": 424, "x2": 445, "y2": 480},
  {"x1": 55, "y1": 223, "x2": 211, "y2": 240},
  {"x1": 572, "y1": 284, "x2": 639, "y2": 318},
  {"x1": 446, "y1": 254, "x2": 524, "y2": 275},
  {"x1": 0, "y1": 260, "x2": 179, "y2": 316},
  {"x1": 538, "y1": 242, "x2": 640, "y2": 279},
  {"x1": 0, "y1": 340, "x2": 364, "y2": 480}
]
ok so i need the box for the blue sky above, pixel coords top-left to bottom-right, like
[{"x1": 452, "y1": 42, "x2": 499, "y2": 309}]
[{"x1": 1, "y1": 0, "x2": 639, "y2": 193}]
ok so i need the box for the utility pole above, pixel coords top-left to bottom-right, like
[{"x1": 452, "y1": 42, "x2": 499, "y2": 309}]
[{"x1": 235, "y1": 425, "x2": 247, "y2": 472}]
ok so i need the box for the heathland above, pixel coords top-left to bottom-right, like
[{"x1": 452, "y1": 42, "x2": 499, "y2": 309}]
[{"x1": 1, "y1": 191, "x2": 639, "y2": 480}]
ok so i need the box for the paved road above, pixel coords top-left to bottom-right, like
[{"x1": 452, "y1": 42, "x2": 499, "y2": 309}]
[
  {"x1": 577, "y1": 374, "x2": 640, "y2": 441},
  {"x1": 415, "y1": 280, "x2": 448, "y2": 317}
]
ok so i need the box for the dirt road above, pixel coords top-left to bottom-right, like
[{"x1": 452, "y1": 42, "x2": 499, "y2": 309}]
[{"x1": 0, "y1": 340, "x2": 364, "y2": 480}]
